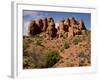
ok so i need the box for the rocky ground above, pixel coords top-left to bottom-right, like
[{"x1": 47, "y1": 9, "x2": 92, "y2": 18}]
[{"x1": 23, "y1": 31, "x2": 91, "y2": 69}]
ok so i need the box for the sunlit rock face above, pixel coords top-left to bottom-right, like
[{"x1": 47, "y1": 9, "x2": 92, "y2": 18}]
[
  {"x1": 45, "y1": 17, "x2": 57, "y2": 38},
  {"x1": 42, "y1": 18, "x2": 48, "y2": 32},
  {"x1": 28, "y1": 17, "x2": 87, "y2": 38}
]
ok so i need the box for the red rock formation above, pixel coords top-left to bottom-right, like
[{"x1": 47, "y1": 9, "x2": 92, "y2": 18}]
[
  {"x1": 57, "y1": 17, "x2": 68, "y2": 38},
  {"x1": 68, "y1": 17, "x2": 83, "y2": 38},
  {"x1": 42, "y1": 18, "x2": 48, "y2": 32},
  {"x1": 28, "y1": 20, "x2": 38, "y2": 36},
  {"x1": 28, "y1": 20, "x2": 42, "y2": 36},
  {"x1": 37, "y1": 19, "x2": 43, "y2": 32},
  {"x1": 66, "y1": 18, "x2": 70, "y2": 27},
  {"x1": 79, "y1": 19, "x2": 86, "y2": 30},
  {"x1": 28, "y1": 17, "x2": 87, "y2": 38},
  {"x1": 46, "y1": 17, "x2": 57, "y2": 38}
]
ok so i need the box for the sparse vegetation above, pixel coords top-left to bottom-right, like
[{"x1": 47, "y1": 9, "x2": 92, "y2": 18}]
[
  {"x1": 60, "y1": 39, "x2": 70, "y2": 52},
  {"x1": 44, "y1": 49, "x2": 61, "y2": 67},
  {"x1": 73, "y1": 36, "x2": 81, "y2": 45},
  {"x1": 77, "y1": 51, "x2": 90, "y2": 66},
  {"x1": 23, "y1": 16, "x2": 91, "y2": 68},
  {"x1": 23, "y1": 42, "x2": 29, "y2": 50},
  {"x1": 78, "y1": 51, "x2": 86, "y2": 58},
  {"x1": 23, "y1": 47, "x2": 61, "y2": 68},
  {"x1": 63, "y1": 40, "x2": 70, "y2": 49},
  {"x1": 23, "y1": 56, "x2": 36, "y2": 69},
  {"x1": 35, "y1": 39, "x2": 42, "y2": 45}
]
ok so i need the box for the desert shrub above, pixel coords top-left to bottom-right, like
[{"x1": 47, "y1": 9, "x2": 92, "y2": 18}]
[
  {"x1": 73, "y1": 36, "x2": 81, "y2": 45},
  {"x1": 27, "y1": 38, "x2": 33, "y2": 43},
  {"x1": 23, "y1": 46, "x2": 45, "y2": 69},
  {"x1": 35, "y1": 39, "x2": 41, "y2": 45},
  {"x1": 61, "y1": 39, "x2": 70, "y2": 52},
  {"x1": 60, "y1": 47, "x2": 64, "y2": 52},
  {"x1": 31, "y1": 47, "x2": 46, "y2": 68},
  {"x1": 31, "y1": 49, "x2": 61, "y2": 68},
  {"x1": 23, "y1": 42, "x2": 29, "y2": 57},
  {"x1": 78, "y1": 51, "x2": 86, "y2": 58},
  {"x1": 78, "y1": 51, "x2": 86, "y2": 64},
  {"x1": 23, "y1": 42, "x2": 29, "y2": 50},
  {"x1": 34, "y1": 39, "x2": 44, "y2": 47},
  {"x1": 44, "y1": 49, "x2": 61, "y2": 67},
  {"x1": 23, "y1": 48, "x2": 61, "y2": 68},
  {"x1": 23, "y1": 56, "x2": 36, "y2": 69},
  {"x1": 63, "y1": 40, "x2": 70, "y2": 49},
  {"x1": 60, "y1": 39, "x2": 70, "y2": 52},
  {"x1": 77, "y1": 51, "x2": 88, "y2": 66},
  {"x1": 23, "y1": 57, "x2": 29, "y2": 68}
]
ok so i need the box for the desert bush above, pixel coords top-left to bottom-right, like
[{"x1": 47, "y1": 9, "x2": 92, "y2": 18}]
[
  {"x1": 23, "y1": 56, "x2": 29, "y2": 68},
  {"x1": 60, "y1": 39, "x2": 69, "y2": 52},
  {"x1": 73, "y1": 36, "x2": 81, "y2": 45},
  {"x1": 31, "y1": 47, "x2": 46, "y2": 68},
  {"x1": 23, "y1": 41, "x2": 30, "y2": 57},
  {"x1": 77, "y1": 51, "x2": 88, "y2": 66},
  {"x1": 23, "y1": 46, "x2": 45, "y2": 69},
  {"x1": 31, "y1": 49, "x2": 61, "y2": 68},
  {"x1": 23, "y1": 42, "x2": 29, "y2": 50},
  {"x1": 35, "y1": 39, "x2": 42, "y2": 45},
  {"x1": 44, "y1": 49, "x2": 61, "y2": 67},
  {"x1": 23, "y1": 56, "x2": 36, "y2": 69},
  {"x1": 23, "y1": 48, "x2": 61, "y2": 68},
  {"x1": 63, "y1": 40, "x2": 70, "y2": 49},
  {"x1": 27, "y1": 38, "x2": 33, "y2": 43},
  {"x1": 34, "y1": 38, "x2": 44, "y2": 47},
  {"x1": 78, "y1": 51, "x2": 86, "y2": 58},
  {"x1": 60, "y1": 39, "x2": 70, "y2": 52}
]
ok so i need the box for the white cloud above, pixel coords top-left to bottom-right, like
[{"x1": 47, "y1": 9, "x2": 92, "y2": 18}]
[
  {"x1": 23, "y1": 21, "x2": 30, "y2": 36},
  {"x1": 23, "y1": 11, "x2": 41, "y2": 16},
  {"x1": 23, "y1": 11, "x2": 47, "y2": 21}
]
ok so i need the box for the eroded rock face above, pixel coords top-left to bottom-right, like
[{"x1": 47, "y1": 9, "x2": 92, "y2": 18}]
[
  {"x1": 57, "y1": 17, "x2": 68, "y2": 38},
  {"x1": 28, "y1": 20, "x2": 42, "y2": 36},
  {"x1": 67, "y1": 17, "x2": 86, "y2": 38},
  {"x1": 79, "y1": 19, "x2": 86, "y2": 30},
  {"x1": 66, "y1": 18, "x2": 71, "y2": 27},
  {"x1": 46, "y1": 17, "x2": 57, "y2": 38},
  {"x1": 28, "y1": 17, "x2": 87, "y2": 38},
  {"x1": 59, "y1": 17, "x2": 66, "y2": 32},
  {"x1": 28, "y1": 20, "x2": 38, "y2": 36},
  {"x1": 37, "y1": 19, "x2": 43, "y2": 32},
  {"x1": 42, "y1": 18, "x2": 48, "y2": 32}
]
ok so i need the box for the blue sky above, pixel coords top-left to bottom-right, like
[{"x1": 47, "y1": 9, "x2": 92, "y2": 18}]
[{"x1": 23, "y1": 10, "x2": 91, "y2": 35}]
